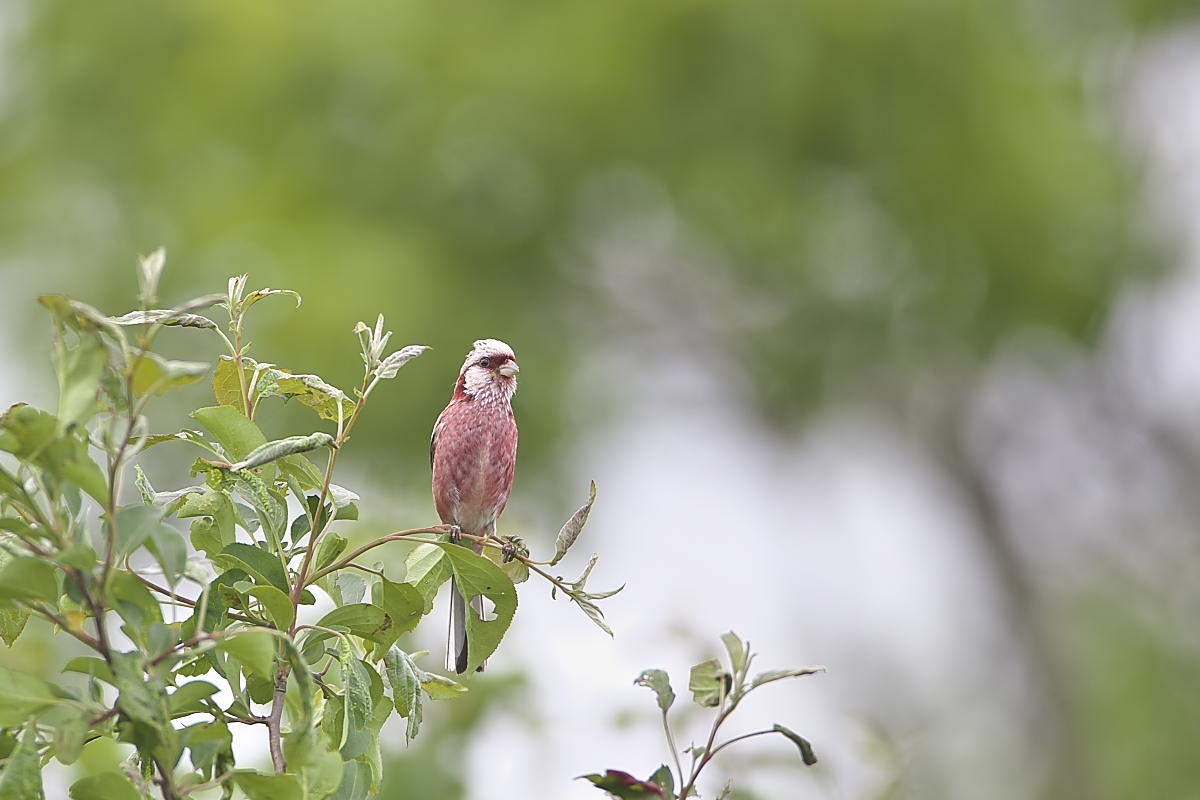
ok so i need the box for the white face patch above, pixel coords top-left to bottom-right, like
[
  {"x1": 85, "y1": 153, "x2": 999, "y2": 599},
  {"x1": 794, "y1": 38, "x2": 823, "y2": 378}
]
[{"x1": 459, "y1": 339, "x2": 519, "y2": 404}]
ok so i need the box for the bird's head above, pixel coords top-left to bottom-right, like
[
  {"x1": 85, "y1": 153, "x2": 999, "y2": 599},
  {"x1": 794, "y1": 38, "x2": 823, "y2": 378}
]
[{"x1": 455, "y1": 338, "x2": 519, "y2": 403}]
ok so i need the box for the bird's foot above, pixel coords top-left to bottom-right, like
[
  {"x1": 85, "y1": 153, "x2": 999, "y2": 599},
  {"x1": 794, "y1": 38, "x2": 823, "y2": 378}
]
[
  {"x1": 499, "y1": 535, "x2": 528, "y2": 563},
  {"x1": 446, "y1": 525, "x2": 463, "y2": 544}
]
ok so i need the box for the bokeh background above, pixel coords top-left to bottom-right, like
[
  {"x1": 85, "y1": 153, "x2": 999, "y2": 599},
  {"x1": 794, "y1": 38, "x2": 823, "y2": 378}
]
[{"x1": 3, "y1": 1, "x2": 1200, "y2": 798}]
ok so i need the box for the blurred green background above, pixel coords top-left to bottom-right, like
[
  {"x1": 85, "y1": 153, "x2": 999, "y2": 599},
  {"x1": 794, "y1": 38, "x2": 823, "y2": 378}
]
[{"x1": 3, "y1": 0, "x2": 1200, "y2": 798}]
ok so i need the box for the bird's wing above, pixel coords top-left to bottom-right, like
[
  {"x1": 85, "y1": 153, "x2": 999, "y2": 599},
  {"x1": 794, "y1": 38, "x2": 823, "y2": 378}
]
[{"x1": 430, "y1": 405, "x2": 451, "y2": 469}]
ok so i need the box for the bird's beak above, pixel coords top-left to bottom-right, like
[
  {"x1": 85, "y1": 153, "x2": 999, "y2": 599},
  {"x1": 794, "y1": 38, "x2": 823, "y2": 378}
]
[{"x1": 498, "y1": 362, "x2": 519, "y2": 378}]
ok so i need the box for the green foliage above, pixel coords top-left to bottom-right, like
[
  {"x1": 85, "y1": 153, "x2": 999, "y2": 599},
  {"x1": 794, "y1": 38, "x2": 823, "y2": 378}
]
[
  {"x1": 588, "y1": 632, "x2": 824, "y2": 800},
  {"x1": 0, "y1": 255, "x2": 613, "y2": 798}
]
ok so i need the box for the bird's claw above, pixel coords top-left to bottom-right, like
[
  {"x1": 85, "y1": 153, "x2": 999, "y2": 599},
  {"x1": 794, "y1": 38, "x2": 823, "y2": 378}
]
[
  {"x1": 447, "y1": 525, "x2": 463, "y2": 544},
  {"x1": 499, "y1": 535, "x2": 526, "y2": 563}
]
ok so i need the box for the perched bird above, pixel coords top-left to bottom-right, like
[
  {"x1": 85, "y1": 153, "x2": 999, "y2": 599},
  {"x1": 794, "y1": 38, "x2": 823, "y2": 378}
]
[{"x1": 430, "y1": 339, "x2": 520, "y2": 673}]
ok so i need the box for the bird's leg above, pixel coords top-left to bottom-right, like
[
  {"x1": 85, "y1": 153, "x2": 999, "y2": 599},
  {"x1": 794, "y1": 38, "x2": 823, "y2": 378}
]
[{"x1": 446, "y1": 524, "x2": 463, "y2": 545}]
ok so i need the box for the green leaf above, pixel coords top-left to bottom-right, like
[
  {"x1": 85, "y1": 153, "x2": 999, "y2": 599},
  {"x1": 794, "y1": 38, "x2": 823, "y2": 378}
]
[
  {"x1": 168, "y1": 681, "x2": 219, "y2": 717},
  {"x1": 63, "y1": 656, "x2": 115, "y2": 686},
  {"x1": 218, "y1": 630, "x2": 278, "y2": 679},
  {"x1": 112, "y1": 503, "x2": 166, "y2": 560},
  {"x1": 234, "y1": 771, "x2": 302, "y2": 800},
  {"x1": 330, "y1": 760, "x2": 372, "y2": 800},
  {"x1": 0, "y1": 665, "x2": 60, "y2": 725},
  {"x1": 0, "y1": 405, "x2": 107, "y2": 503},
  {"x1": 146, "y1": 522, "x2": 187, "y2": 582},
  {"x1": 579, "y1": 770, "x2": 666, "y2": 798},
  {"x1": 182, "y1": 721, "x2": 232, "y2": 778},
  {"x1": 314, "y1": 533, "x2": 348, "y2": 572},
  {"x1": 315, "y1": 603, "x2": 394, "y2": 643},
  {"x1": 633, "y1": 669, "x2": 675, "y2": 713},
  {"x1": 111, "y1": 651, "x2": 176, "y2": 761},
  {"x1": 339, "y1": 642, "x2": 374, "y2": 759},
  {"x1": 0, "y1": 606, "x2": 31, "y2": 645},
  {"x1": 131, "y1": 352, "x2": 209, "y2": 395},
  {"x1": 68, "y1": 772, "x2": 139, "y2": 800},
  {"x1": 720, "y1": 631, "x2": 747, "y2": 677},
  {"x1": 247, "y1": 585, "x2": 295, "y2": 630},
  {"x1": 278, "y1": 453, "x2": 326, "y2": 491},
  {"x1": 243, "y1": 287, "x2": 302, "y2": 311},
  {"x1": 192, "y1": 404, "x2": 269, "y2": 464},
  {"x1": 109, "y1": 570, "x2": 163, "y2": 646},
  {"x1": 53, "y1": 326, "x2": 107, "y2": 431},
  {"x1": 484, "y1": 540, "x2": 530, "y2": 584},
  {"x1": 298, "y1": 745, "x2": 344, "y2": 800},
  {"x1": 270, "y1": 371, "x2": 355, "y2": 424},
  {"x1": 229, "y1": 432, "x2": 336, "y2": 472},
  {"x1": 647, "y1": 765, "x2": 675, "y2": 800},
  {"x1": 419, "y1": 671, "x2": 468, "y2": 700},
  {"x1": 772, "y1": 723, "x2": 818, "y2": 765},
  {"x1": 373, "y1": 345, "x2": 428, "y2": 380},
  {"x1": 377, "y1": 578, "x2": 423, "y2": 643},
  {"x1": 435, "y1": 543, "x2": 518, "y2": 674},
  {"x1": 0, "y1": 727, "x2": 44, "y2": 799},
  {"x1": 214, "y1": 542, "x2": 288, "y2": 592},
  {"x1": 688, "y1": 659, "x2": 729, "y2": 708},
  {"x1": 53, "y1": 711, "x2": 88, "y2": 764},
  {"x1": 404, "y1": 544, "x2": 451, "y2": 613},
  {"x1": 749, "y1": 666, "x2": 825, "y2": 690},
  {"x1": 551, "y1": 480, "x2": 597, "y2": 566},
  {"x1": 383, "y1": 646, "x2": 422, "y2": 742},
  {"x1": 212, "y1": 356, "x2": 252, "y2": 409},
  {"x1": 0, "y1": 556, "x2": 59, "y2": 605},
  {"x1": 107, "y1": 309, "x2": 218, "y2": 329}
]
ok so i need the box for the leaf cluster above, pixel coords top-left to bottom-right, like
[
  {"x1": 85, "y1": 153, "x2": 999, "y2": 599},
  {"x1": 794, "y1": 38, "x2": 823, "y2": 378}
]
[
  {"x1": 0, "y1": 252, "x2": 615, "y2": 799},
  {"x1": 583, "y1": 632, "x2": 824, "y2": 799}
]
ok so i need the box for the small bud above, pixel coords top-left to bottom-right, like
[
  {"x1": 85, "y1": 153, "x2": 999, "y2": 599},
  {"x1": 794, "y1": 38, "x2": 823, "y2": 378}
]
[{"x1": 138, "y1": 248, "x2": 166, "y2": 303}]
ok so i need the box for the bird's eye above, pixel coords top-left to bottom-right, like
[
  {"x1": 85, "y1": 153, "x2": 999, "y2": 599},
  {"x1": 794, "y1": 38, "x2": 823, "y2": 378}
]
[{"x1": 479, "y1": 357, "x2": 491, "y2": 368}]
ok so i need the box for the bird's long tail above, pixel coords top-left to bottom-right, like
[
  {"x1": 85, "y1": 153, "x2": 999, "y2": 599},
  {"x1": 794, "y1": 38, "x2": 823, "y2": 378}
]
[{"x1": 448, "y1": 577, "x2": 487, "y2": 674}]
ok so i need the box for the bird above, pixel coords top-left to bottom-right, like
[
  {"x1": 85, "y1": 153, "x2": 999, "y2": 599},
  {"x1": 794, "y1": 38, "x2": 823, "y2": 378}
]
[{"x1": 430, "y1": 338, "x2": 520, "y2": 673}]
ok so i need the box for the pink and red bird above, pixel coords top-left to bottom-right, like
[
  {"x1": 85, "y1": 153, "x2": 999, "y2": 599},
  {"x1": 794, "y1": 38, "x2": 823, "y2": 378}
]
[{"x1": 430, "y1": 339, "x2": 520, "y2": 673}]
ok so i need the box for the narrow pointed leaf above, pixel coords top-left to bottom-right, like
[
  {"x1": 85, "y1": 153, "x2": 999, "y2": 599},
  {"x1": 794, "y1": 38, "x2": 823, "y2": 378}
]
[{"x1": 551, "y1": 481, "x2": 597, "y2": 566}]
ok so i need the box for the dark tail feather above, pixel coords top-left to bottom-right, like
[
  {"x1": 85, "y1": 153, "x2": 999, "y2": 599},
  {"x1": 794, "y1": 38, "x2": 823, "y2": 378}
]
[
  {"x1": 447, "y1": 576, "x2": 487, "y2": 674},
  {"x1": 449, "y1": 575, "x2": 469, "y2": 673}
]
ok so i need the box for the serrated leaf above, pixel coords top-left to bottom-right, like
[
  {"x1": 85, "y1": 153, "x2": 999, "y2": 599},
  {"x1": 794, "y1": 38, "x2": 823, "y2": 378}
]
[
  {"x1": 146, "y1": 521, "x2": 187, "y2": 582},
  {"x1": 688, "y1": 659, "x2": 728, "y2": 708},
  {"x1": 338, "y1": 642, "x2": 375, "y2": 760},
  {"x1": 434, "y1": 543, "x2": 518, "y2": 674},
  {"x1": 374, "y1": 345, "x2": 428, "y2": 380},
  {"x1": 551, "y1": 481, "x2": 597, "y2": 566},
  {"x1": 0, "y1": 727, "x2": 44, "y2": 799},
  {"x1": 772, "y1": 723, "x2": 818, "y2": 765},
  {"x1": 0, "y1": 606, "x2": 31, "y2": 645},
  {"x1": 404, "y1": 544, "x2": 451, "y2": 614},
  {"x1": 229, "y1": 432, "x2": 336, "y2": 472},
  {"x1": 107, "y1": 309, "x2": 217, "y2": 329},
  {"x1": 633, "y1": 669, "x2": 675, "y2": 713},
  {"x1": 383, "y1": 647, "x2": 422, "y2": 742}
]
